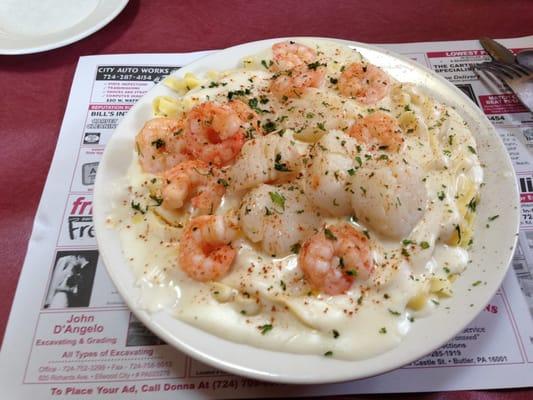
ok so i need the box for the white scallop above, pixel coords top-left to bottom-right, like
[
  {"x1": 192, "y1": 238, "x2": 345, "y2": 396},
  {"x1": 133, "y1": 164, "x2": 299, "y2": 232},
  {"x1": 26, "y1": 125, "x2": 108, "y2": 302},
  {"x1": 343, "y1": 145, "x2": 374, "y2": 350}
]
[
  {"x1": 239, "y1": 184, "x2": 321, "y2": 256},
  {"x1": 350, "y1": 157, "x2": 428, "y2": 239},
  {"x1": 228, "y1": 131, "x2": 308, "y2": 192},
  {"x1": 303, "y1": 131, "x2": 358, "y2": 216}
]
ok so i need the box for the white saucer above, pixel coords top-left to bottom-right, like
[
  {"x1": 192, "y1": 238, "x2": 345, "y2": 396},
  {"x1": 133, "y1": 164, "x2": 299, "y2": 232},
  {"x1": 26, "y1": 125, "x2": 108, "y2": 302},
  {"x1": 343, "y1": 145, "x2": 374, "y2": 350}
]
[{"x1": 0, "y1": 0, "x2": 128, "y2": 55}]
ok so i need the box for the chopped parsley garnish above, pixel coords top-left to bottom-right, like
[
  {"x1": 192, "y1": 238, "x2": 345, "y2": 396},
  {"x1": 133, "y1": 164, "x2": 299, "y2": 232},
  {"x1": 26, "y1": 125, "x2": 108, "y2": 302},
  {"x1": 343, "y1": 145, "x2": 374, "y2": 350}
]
[
  {"x1": 149, "y1": 194, "x2": 163, "y2": 206},
  {"x1": 269, "y1": 191, "x2": 286, "y2": 211},
  {"x1": 431, "y1": 299, "x2": 440, "y2": 305},
  {"x1": 467, "y1": 197, "x2": 477, "y2": 212},
  {"x1": 388, "y1": 309, "x2": 401, "y2": 316},
  {"x1": 346, "y1": 269, "x2": 357, "y2": 276},
  {"x1": 258, "y1": 324, "x2": 273, "y2": 335},
  {"x1": 443, "y1": 267, "x2": 451, "y2": 274},
  {"x1": 227, "y1": 88, "x2": 251, "y2": 100},
  {"x1": 280, "y1": 280, "x2": 286, "y2": 291},
  {"x1": 402, "y1": 239, "x2": 413, "y2": 246},
  {"x1": 472, "y1": 280, "x2": 482, "y2": 287},
  {"x1": 262, "y1": 120, "x2": 277, "y2": 133},
  {"x1": 208, "y1": 81, "x2": 219, "y2": 88},
  {"x1": 317, "y1": 122, "x2": 326, "y2": 131},
  {"x1": 151, "y1": 138, "x2": 165, "y2": 149},
  {"x1": 355, "y1": 156, "x2": 362, "y2": 167},
  {"x1": 379, "y1": 327, "x2": 387, "y2": 334},
  {"x1": 420, "y1": 241, "x2": 430, "y2": 249},
  {"x1": 332, "y1": 330, "x2": 340, "y2": 339},
  {"x1": 455, "y1": 225, "x2": 462, "y2": 242},
  {"x1": 274, "y1": 153, "x2": 291, "y2": 172},
  {"x1": 467, "y1": 145, "x2": 476, "y2": 154},
  {"x1": 324, "y1": 351, "x2": 333, "y2": 357},
  {"x1": 401, "y1": 248, "x2": 410, "y2": 257},
  {"x1": 290, "y1": 243, "x2": 301, "y2": 254},
  {"x1": 329, "y1": 77, "x2": 338, "y2": 84},
  {"x1": 248, "y1": 97, "x2": 258, "y2": 109},
  {"x1": 217, "y1": 178, "x2": 229, "y2": 188},
  {"x1": 324, "y1": 228, "x2": 337, "y2": 241},
  {"x1": 131, "y1": 201, "x2": 145, "y2": 214},
  {"x1": 347, "y1": 168, "x2": 356, "y2": 176},
  {"x1": 378, "y1": 154, "x2": 389, "y2": 161},
  {"x1": 307, "y1": 61, "x2": 326, "y2": 70},
  {"x1": 265, "y1": 207, "x2": 272, "y2": 216},
  {"x1": 488, "y1": 215, "x2": 499, "y2": 221},
  {"x1": 261, "y1": 59, "x2": 273, "y2": 69},
  {"x1": 437, "y1": 191, "x2": 445, "y2": 201}
]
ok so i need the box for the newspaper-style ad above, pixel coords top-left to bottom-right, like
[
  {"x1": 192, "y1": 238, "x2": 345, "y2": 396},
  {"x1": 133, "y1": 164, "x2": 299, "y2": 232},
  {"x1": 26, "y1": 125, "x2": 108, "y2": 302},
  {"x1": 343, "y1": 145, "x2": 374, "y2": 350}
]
[{"x1": 1, "y1": 37, "x2": 532, "y2": 399}]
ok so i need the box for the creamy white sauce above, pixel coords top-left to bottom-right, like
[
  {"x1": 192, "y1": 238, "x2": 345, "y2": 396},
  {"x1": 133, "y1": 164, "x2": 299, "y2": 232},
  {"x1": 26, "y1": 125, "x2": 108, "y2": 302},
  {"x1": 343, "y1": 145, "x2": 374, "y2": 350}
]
[{"x1": 111, "y1": 39, "x2": 482, "y2": 360}]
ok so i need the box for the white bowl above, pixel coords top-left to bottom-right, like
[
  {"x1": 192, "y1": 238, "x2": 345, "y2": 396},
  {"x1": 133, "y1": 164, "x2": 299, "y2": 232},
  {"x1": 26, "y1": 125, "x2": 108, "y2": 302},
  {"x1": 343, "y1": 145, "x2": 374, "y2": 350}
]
[{"x1": 93, "y1": 37, "x2": 520, "y2": 384}]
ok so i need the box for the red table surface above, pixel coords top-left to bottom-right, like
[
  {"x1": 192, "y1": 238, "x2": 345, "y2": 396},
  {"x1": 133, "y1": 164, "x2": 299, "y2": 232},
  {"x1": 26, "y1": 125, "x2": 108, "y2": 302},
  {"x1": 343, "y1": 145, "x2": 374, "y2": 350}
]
[{"x1": 1, "y1": 0, "x2": 532, "y2": 397}]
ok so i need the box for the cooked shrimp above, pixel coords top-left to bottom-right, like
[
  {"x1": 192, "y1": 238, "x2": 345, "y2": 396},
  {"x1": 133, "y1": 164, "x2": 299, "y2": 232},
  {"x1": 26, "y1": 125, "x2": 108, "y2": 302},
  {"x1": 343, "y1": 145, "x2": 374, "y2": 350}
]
[
  {"x1": 162, "y1": 160, "x2": 225, "y2": 215},
  {"x1": 338, "y1": 62, "x2": 391, "y2": 104},
  {"x1": 135, "y1": 117, "x2": 189, "y2": 173},
  {"x1": 299, "y1": 224, "x2": 373, "y2": 295},
  {"x1": 270, "y1": 64, "x2": 326, "y2": 99},
  {"x1": 185, "y1": 101, "x2": 260, "y2": 166},
  {"x1": 228, "y1": 99, "x2": 263, "y2": 136},
  {"x1": 179, "y1": 215, "x2": 239, "y2": 282},
  {"x1": 348, "y1": 111, "x2": 404, "y2": 152},
  {"x1": 271, "y1": 41, "x2": 318, "y2": 71}
]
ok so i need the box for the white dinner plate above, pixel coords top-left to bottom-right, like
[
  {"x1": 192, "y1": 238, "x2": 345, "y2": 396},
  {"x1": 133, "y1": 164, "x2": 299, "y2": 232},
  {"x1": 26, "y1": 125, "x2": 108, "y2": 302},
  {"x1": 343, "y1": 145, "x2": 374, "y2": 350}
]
[
  {"x1": 0, "y1": 0, "x2": 128, "y2": 55},
  {"x1": 94, "y1": 37, "x2": 520, "y2": 384}
]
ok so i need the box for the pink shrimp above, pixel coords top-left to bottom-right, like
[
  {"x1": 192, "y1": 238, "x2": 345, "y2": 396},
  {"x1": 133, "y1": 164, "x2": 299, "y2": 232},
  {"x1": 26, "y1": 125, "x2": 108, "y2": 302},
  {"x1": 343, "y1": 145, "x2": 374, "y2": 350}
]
[
  {"x1": 338, "y1": 62, "x2": 391, "y2": 104},
  {"x1": 179, "y1": 215, "x2": 239, "y2": 282},
  {"x1": 348, "y1": 111, "x2": 404, "y2": 152},
  {"x1": 227, "y1": 99, "x2": 263, "y2": 136},
  {"x1": 184, "y1": 100, "x2": 260, "y2": 166},
  {"x1": 298, "y1": 224, "x2": 373, "y2": 295},
  {"x1": 162, "y1": 160, "x2": 225, "y2": 215},
  {"x1": 270, "y1": 64, "x2": 326, "y2": 99},
  {"x1": 135, "y1": 117, "x2": 190, "y2": 173},
  {"x1": 271, "y1": 41, "x2": 318, "y2": 71}
]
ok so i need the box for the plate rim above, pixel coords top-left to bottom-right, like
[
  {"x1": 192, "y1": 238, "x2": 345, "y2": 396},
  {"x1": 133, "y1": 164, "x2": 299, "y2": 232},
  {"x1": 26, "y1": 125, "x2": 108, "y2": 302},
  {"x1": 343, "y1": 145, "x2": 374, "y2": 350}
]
[
  {"x1": 0, "y1": 0, "x2": 129, "y2": 55},
  {"x1": 93, "y1": 36, "x2": 520, "y2": 384}
]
